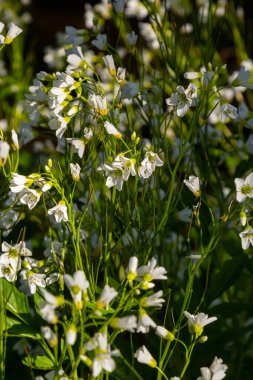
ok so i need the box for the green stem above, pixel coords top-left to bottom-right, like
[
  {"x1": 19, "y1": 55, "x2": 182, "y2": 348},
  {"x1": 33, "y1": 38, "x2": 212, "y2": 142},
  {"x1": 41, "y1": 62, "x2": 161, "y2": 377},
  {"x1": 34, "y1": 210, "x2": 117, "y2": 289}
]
[
  {"x1": 0, "y1": 279, "x2": 6, "y2": 380},
  {"x1": 156, "y1": 366, "x2": 169, "y2": 380}
]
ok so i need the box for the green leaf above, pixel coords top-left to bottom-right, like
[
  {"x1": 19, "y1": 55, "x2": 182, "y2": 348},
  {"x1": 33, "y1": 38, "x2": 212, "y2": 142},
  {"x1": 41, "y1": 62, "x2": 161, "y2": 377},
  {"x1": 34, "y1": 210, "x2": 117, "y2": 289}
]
[
  {"x1": 206, "y1": 254, "x2": 246, "y2": 303},
  {"x1": 0, "y1": 278, "x2": 30, "y2": 323},
  {"x1": 6, "y1": 317, "x2": 41, "y2": 340},
  {"x1": 22, "y1": 355, "x2": 55, "y2": 370}
]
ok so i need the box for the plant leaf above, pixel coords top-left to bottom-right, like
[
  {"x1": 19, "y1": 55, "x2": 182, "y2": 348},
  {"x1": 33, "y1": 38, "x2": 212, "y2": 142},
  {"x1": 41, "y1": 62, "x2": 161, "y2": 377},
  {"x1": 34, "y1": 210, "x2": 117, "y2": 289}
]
[
  {"x1": 22, "y1": 355, "x2": 55, "y2": 370},
  {"x1": 6, "y1": 316, "x2": 41, "y2": 340}
]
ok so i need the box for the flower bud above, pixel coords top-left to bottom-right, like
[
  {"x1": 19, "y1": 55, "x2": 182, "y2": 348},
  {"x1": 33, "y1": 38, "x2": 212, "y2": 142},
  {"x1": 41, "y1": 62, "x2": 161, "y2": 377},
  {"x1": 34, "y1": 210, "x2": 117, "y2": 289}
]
[
  {"x1": 240, "y1": 210, "x2": 247, "y2": 226},
  {"x1": 66, "y1": 324, "x2": 77, "y2": 346},
  {"x1": 198, "y1": 335, "x2": 208, "y2": 343}
]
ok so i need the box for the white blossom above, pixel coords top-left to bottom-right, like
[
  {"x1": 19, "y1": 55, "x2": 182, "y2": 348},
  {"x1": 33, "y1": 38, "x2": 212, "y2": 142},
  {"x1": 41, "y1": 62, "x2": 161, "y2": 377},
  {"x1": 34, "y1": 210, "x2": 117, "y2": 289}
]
[
  {"x1": 137, "y1": 309, "x2": 156, "y2": 333},
  {"x1": 19, "y1": 188, "x2": 41, "y2": 210},
  {"x1": 239, "y1": 227, "x2": 253, "y2": 250},
  {"x1": 220, "y1": 104, "x2": 238, "y2": 122},
  {"x1": 0, "y1": 23, "x2": 22, "y2": 45},
  {"x1": 134, "y1": 345, "x2": 157, "y2": 368},
  {"x1": 184, "y1": 175, "x2": 201, "y2": 197},
  {"x1": 141, "y1": 290, "x2": 165, "y2": 308},
  {"x1": 235, "y1": 173, "x2": 253, "y2": 202},
  {"x1": 96, "y1": 285, "x2": 118, "y2": 310},
  {"x1": 64, "y1": 270, "x2": 89, "y2": 309},
  {"x1": 70, "y1": 163, "x2": 81, "y2": 181},
  {"x1": 166, "y1": 83, "x2": 198, "y2": 117},
  {"x1": 66, "y1": 324, "x2": 77, "y2": 346},
  {"x1": 103, "y1": 55, "x2": 116, "y2": 76},
  {"x1": 197, "y1": 357, "x2": 228, "y2": 380},
  {"x1": 137, "y1": 257, "x2": 167, "y2": 289},
  {"x1": 91, "y1": 34, "x2": 107, "y2": 50},
  {"x1": 184, "y1": 311, "x2": 217, "y2": 336},
  {"x1": 110, "y1": 315, "x2": 137, "y2": 332},
  {"x1": 104, "y1": 121, "x2": 122, "y2": 138},
  {"x1": 89, "y1": 94, "x2": 108, "y2": 116},
  {"x1": 48, "y1": 202, "x2": 68, "y2": 223},
  {"x1": 0, "y1": 141, "x2": 10, "y2": 166}
]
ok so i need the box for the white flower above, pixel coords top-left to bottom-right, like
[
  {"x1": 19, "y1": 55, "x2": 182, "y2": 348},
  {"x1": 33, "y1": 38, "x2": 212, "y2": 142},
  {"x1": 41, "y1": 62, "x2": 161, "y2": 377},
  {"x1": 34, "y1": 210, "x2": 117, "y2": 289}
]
[
  {"x1": 41, "y1": 326, "x2": 58, "y2": 348},
  {"x1": 39, "y1": 289, "x2": 64, "y2": 324},
  {"x1": 67, "y1": 46, "x2": 86, "y2": 72},
  {"x1": 92, "y1": 352, "x2": 117, "y2": 377},
  {"x1": 184, "y1": 66, "x2": 214, "y2": 87},
  {"x1": 48, "y1": 202, "x2": 68, "y2": 223},
  {"x1": 138, "y1": 152, "x2": 163, "y2": 178},
  {"x1": 125, "y1": 256, "x2": 138, "y2": 283},
  {"x1": 166, "y1": 83, "x2": 198, "y2": 117},
  {"x1": 22, "y1": 271, "x2": 47, "y2": 294},
  {"x1": 102, "y1": 163, "x2": 124, "y2": 191},
  {"x1": 1, "y1": 23, "x2": 23, "y2": 45},
  {"x1": 39, "y1": 303, "x2": 58, "y2": 324},
  {"x1": 104, "y1": 121, "x2": 122, "y2": 138},
  {"x1": 0, "y1": 262, "x2": 18, "y2": 282},
  {"x1": 112, "y1": 156, "x2": 136, "y2": 180},
  {"x1": 220, "y1": 104, "x2": 238, "y2": 122},
  {"x1": 64, "y1": 270, "x2": 89, "y2": 309},
  {"x1": 141, "y1": 290, "x2": 165, "y2": 308},
  {"x1": 116, "y1": 67, "x2": 127, "y2": 85},
  {"x1": 0, "y1": 241, "x2": 31, "y2": 275},
  {"x1": 137, "y1": 309, "x2": 157, "y2": 333},
  {"x1": 66, "y1": 324, "x2": 77, "y2": 346},
  {"x1": 127, "y1": 30, "x2": 138, "y2": 45},
  {"x1": 83, "y1": 332, "x2": 119, "y2": 377},
  {"x1": 70, "y1": 163, "x2": 81, "y2": 181},
  {"x1": 197, "y1": 357, "x2": 228, "y2": 380},
  {"x1": 239, "y1": 227, "x2": 253, "y2": 250},
  {"x1": 67, "y1": 138, "x2": 85, "y2": 158},
  {"x1": 184, "y1": 311, "x2": 217, "y2": 336},
  {"x1": 184, "y1": 175, "x2": 201, "y2": 197},
  {"x1": 125, "y1": 0, "x2": 148, "y2": 19},
  {"x1": 100, "y1": 155, "x2": 136, "y2": 191},
  {"x1": 110, "y1": 315, "x2": 137, "y2": 332},
  {"x1": 2, "y1": 241, "x2": 32, "y2": 258},
  {"x1": 19, "y1": 188, "x2": 41, "y2": 210},
  {"x1": 96, "y1": 285, "x2": 118, "y2": 310},
  {"x1": 11, "y1": 129, "x2": 19, "y2": 150},
  {"x1": 10, "y1": 173, "x2": 39, "y2": 193},
  {"x1": 231, "y1": 65, "x2": 253, "y2": 89},
  {"x1": 134, "y1": 345, "x2": 157, "y2": 368},
  {"x1": 0, "y1": 141, "x2": 10, "y2": 167},
  {"x1": 156, "y1": 326, "x2": 175, "y2": 341},
  {"x1": 235, "y1": 173, "x2": 253, "y2": 202},
  {"x1": 91, "y1": 34, "x2": 107, "y2": 50},
  {"x1": 89, "y1": 94, "x2": 108, "y2": 116},
  {"x1": 48, "y1": 116, "x2": 69, "y2": 138},
  {"x1": 137, "y1": 257, "x2": 167, "y2": 289},
  {"x1": 46, "y1": 273, "x2": 60, "y2": 286},
  {"x1": 103, "y1": 55, "x2": 116, "y2": 76}
]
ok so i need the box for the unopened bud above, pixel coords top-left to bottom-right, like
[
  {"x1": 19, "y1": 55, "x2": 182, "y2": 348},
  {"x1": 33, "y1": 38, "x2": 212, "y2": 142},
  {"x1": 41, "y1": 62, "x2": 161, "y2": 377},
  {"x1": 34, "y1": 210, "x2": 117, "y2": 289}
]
[
  {"x1": 66, "y1": 324, "x2": 77, "y2": 346},
  {"x1": 240, "y1": 210, "x2": 247, "y2": 226},
  {"x1": 131, "y1": 132, "x2": 136, "y2": 141},
  {"x1": 198, "y1": 335, "x2": 208, "y2": 343}
]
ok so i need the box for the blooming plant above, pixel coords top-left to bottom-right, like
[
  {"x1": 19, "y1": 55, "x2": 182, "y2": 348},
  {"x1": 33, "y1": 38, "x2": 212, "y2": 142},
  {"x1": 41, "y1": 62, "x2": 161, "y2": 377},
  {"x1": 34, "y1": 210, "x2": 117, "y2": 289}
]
[{"x1": 0, "y1": 0, "x2": 253, "y2": 379}]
